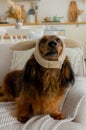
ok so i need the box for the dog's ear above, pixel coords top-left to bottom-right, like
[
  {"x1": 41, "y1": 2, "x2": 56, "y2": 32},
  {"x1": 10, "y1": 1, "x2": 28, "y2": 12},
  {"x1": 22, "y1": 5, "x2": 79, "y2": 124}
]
[
  {"x1": 22, "y1": 56, "x2": 38, "y2": 83},
  {"x1": 10, "y1": 40, "x2": 36, "y2": 51},
  {"x1": 60, "y1": 57, "x2": 75, "y2": 86}
]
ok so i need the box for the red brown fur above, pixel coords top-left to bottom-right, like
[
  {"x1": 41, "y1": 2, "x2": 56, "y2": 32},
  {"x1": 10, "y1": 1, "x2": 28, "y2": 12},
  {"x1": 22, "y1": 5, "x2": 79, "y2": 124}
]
[{"x1": 0, "y1": 35, "x2": 75, "y2": 123}]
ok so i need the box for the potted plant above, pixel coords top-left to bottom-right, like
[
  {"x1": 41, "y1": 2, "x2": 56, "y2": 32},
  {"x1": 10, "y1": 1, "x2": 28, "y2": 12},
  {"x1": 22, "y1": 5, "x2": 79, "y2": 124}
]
[{"x1": 6, "y1": 0, "x2": 23, "y2": 28}]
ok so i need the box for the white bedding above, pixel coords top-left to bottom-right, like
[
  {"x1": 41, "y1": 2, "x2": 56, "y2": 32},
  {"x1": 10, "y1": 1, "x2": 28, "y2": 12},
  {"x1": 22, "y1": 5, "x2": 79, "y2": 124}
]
[{"x1": 0, "y1": 77, "x2": 86, "y2": 130}]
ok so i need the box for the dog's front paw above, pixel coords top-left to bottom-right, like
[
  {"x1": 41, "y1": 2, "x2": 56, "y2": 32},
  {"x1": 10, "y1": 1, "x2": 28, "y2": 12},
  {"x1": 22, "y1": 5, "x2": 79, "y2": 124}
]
[
  {"x1": 17, "y1": 115, "x2": 29, "y2": 123},
  {"x1": 51, "y1": 113, "x2": 64, "y2": 120}
]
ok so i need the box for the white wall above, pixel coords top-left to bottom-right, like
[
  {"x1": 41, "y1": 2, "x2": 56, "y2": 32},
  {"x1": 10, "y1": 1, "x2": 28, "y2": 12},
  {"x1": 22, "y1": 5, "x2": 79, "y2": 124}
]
[{"x1": 0, "y1": 0, "x2": 86, "y2": 22}]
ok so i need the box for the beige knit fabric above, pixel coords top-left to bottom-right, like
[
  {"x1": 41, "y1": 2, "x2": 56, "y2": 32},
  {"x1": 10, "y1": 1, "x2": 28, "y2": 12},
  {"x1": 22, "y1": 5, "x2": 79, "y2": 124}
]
[{"x1": 34, "y1": 39, "x2": 66, "y2": 69}]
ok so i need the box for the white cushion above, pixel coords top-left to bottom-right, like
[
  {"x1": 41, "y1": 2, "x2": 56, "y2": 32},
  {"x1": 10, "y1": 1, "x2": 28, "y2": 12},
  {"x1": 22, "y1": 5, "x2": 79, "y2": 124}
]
[
  {"x1": 74, "y1": 98, "x2": 86, "y2": 129},
  {"x1": 10, "y1": 47, "x2": 84, "y2": 76},
  {"x1": 11, "y1": 48, "x2": 35, "y2": 70},
  {"x1": 66, "y1": 48, "x2": 84, "y2": 75},
  {"x1": 29, "y1": 31, "x2": 44, "y2": 40},
  {"x1": 0, "y1": 43, "x2": 13, "y2": 84},
  {"x1": 57, "y1": 122, "x2": 84, "y2": 130}
]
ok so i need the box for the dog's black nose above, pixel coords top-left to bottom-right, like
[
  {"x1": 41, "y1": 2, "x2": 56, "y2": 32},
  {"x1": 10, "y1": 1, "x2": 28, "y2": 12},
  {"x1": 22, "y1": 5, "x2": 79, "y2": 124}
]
[{"x1": 48, "y1": 40, "x2": 57, "y2": 47}]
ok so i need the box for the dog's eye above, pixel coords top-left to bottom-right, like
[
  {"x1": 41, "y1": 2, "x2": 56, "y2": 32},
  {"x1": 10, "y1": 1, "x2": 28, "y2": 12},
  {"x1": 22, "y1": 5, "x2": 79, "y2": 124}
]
[
  {"x1": 56, "y1": 38, "x2": 61, "y2": 42},
  {"x1": 40, "y1": 38, "x2": 48, "y2": 44}
]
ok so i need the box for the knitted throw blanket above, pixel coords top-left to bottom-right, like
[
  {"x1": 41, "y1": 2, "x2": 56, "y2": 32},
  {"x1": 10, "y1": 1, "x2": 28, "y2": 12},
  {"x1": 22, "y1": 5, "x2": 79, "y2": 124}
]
[{"x1": 0, "y1": 77, "x2": 86, "y2": 130}]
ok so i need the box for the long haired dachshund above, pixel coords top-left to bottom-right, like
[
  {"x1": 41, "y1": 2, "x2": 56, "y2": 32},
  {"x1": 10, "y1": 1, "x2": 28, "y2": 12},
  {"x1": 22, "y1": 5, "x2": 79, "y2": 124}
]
[{"x1": 0, "y1": 35, "x2": 75, "y2": 123}]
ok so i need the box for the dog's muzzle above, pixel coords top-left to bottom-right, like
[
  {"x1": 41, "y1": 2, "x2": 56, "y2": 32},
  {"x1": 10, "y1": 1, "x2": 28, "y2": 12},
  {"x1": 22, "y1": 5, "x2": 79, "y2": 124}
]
[
  {"x1": 45, "y1": 40, "x2": 58, "y2": 57},
  {"x1": 34, "y1": 39, "x2": 66, "y2": 69},
  {"x1": 48, "y1": 40, "x2": 57, "y2": 48}
]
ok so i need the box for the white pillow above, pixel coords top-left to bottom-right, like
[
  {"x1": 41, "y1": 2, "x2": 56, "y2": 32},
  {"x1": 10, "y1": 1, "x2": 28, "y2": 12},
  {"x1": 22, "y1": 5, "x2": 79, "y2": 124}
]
[
  {"x1": 11, "y1": 48, "x2": 35, "y2": 70},
  {"x1": 10, "y1": 48, "x2": 84, "y2": 76},
  {"x1": 65, "y1": 48, "x2": 84, "y2": 75},
  {"x1": 29, "y1": 31, "x2": 44, "y2": 40}
]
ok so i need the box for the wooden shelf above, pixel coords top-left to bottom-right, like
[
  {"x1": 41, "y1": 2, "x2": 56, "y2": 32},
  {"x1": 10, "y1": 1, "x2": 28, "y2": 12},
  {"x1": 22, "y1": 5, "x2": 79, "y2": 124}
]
[
  {"x1": 41, "y1": 21, "x2": 86, "y2": 25},
  {"x1": 0, "y1": 22, "x2": 86, "y2": 26},
  {"x1": 13, "y1": 0, "x2": 40, "y2": 1}
]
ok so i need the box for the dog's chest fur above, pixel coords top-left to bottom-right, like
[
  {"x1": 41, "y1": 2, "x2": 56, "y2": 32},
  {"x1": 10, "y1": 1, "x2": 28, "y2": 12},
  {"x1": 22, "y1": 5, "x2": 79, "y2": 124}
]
[
  {"x1": 23, "y1": 65, "x2": 64, "y2": 110},
  {"x1": 25, "y1": 67, "x2": 64, "y2": 99},
  {"x1": 36, "y1": 69, "x2": 61, "y2": 95},
  {"x1": 23, "y1": 57, "x2": 66, "y2": 98},
  {"x1": 24, "y1": 68, "x2": 65, "y2": 115}
]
